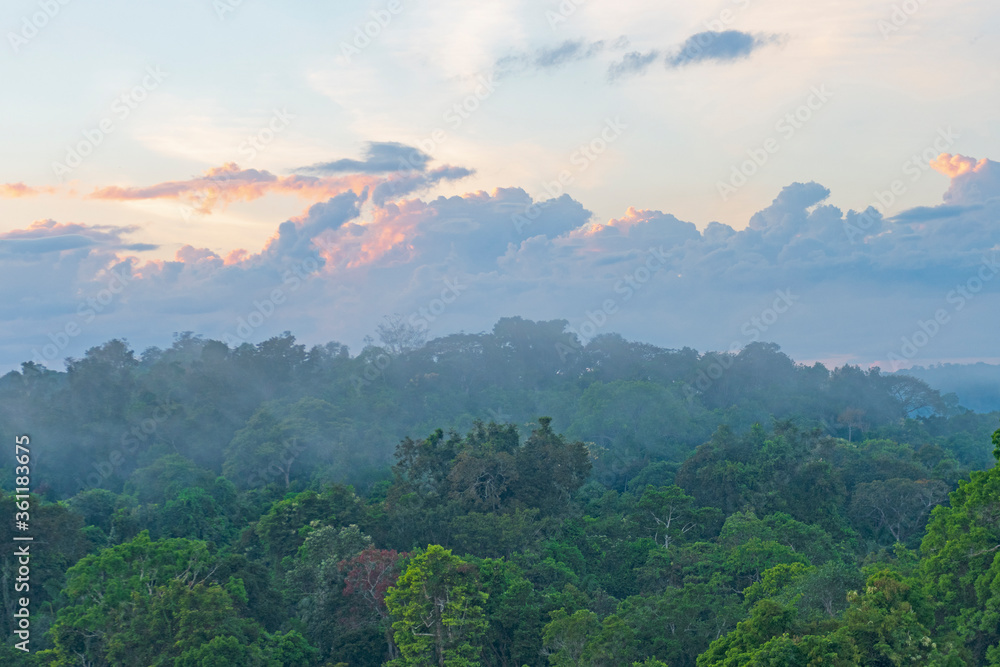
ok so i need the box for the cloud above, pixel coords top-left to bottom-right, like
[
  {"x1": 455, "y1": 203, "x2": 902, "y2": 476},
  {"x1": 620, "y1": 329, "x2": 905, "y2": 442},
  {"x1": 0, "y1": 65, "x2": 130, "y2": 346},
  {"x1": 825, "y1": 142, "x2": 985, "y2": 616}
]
[
  {"x1": 260, "y1": 190, "x2": 365, "y2": 265},
  {"x1": 495, "y1": 39, "x2": 614, "y2": 78},
  {"x1": 889, "y1": 204, "x2": 981, "y2": 223},
  {"x1": 609, "y1": 30, "x2": 784, "y2": 80},
  {"x1": 930, "y1": 153, "x2": 987, "y2": 178},
  {"x1": 86, "y1": 158, "x2": 473, "y2": 214},
  {"x1": 748, "y1": 181, "x2": 831, "y2": 231},
  {"x1": 297, "y1": 142, "x2": 432, "y2": 174},
  {"x1": 607, "y1": 51, "x2": 661, "y2": 81},
  {"x1": 931, "y1": 154, "x2": 1000, "y2": 206},
  {"x1": 1, "y1": 183, "x2": 56, "y2": 198},
  {"x1": 0, "y1": 235, "x2": 97, "y2": 254},
  {"x1": 0, "y1": 219, "x2": 146, "y2": 254},
  {"x1": 87, "y1": 162, "x2": 374, "y2": 214},
  {"x1": 370, "y1": 166, "x2": 475, "y2": 206},
  {"x1": 1, "y1": 153, "x2": 999, "y2": 371},
  {"x1": 668, "y1": 30, "x2": 783, "y2": 68},
  {"x1": 533, "y1": 39, "x2": 607, "y2": 68}
]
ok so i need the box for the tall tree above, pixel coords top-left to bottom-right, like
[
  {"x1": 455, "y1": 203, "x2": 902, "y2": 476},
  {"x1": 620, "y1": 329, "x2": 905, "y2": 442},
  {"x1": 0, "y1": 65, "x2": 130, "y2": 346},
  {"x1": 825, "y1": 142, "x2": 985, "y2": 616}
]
[
  {"x1": 386, "y1": 545, "x2": 488, "y2": 666},
  {"x1": 341, "y1": 547, "x2": 408, "y2": 661},
  {"x1": 512, "y1": 417, "x2": 591, "y2": 515}
]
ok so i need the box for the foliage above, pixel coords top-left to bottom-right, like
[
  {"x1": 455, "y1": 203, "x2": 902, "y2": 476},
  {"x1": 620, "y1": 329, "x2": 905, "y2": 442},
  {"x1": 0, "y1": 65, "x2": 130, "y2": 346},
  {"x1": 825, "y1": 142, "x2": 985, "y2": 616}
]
[
  {"x1": 386, "y1": 545, "x2": 488, "y2": 666},
  {"x1": 0, "y1": 325, "x2": 995, "y2": 665}
]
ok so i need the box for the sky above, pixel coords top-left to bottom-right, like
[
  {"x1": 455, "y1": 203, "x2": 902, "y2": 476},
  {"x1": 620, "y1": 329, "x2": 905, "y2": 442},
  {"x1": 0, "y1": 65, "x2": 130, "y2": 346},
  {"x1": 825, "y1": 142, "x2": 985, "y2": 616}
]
[{"x1": 1, "y1": 0, "x2": 999, "y2": 372}]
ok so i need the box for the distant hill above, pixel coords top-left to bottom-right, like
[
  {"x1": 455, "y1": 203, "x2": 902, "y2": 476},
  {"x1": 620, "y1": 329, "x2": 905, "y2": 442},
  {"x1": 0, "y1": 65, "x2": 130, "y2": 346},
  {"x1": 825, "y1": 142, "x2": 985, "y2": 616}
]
[{"x1": 898, "y1": 363, "x2": 1000, "y2": 413}]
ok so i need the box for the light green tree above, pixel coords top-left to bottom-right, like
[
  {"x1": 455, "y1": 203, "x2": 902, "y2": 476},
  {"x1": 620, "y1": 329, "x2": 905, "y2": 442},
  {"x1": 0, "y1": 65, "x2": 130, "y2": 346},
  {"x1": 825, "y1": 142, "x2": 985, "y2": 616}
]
[{"x1": 386, "y1": 545, "x2": 488, "y2": 666}]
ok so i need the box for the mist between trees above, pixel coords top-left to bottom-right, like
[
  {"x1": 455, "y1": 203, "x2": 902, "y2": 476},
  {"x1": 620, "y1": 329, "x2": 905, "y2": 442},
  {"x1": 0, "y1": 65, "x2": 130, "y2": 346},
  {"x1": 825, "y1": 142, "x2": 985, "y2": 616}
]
[{"x1": 0, "y1": 316, "x2": 997, "y2": 665}]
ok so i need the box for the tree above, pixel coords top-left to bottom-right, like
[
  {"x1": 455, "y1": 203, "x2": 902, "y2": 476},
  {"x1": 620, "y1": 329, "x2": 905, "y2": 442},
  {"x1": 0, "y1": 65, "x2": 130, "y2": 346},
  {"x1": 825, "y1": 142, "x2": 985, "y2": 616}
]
[
  {"x1": 449, "y1": 450, "x2": 518, "y2": 513},
  {"x1": 836, "y1": 571, "x2": 953, "y2": 667},
  {"x1": 224, "y1": 398, "x2": 334, "y2": 489},
  {"x1": 156, "y1": 485, "x2": 234, "y2": 542},
  {"x1": 837, "y1": 408, "x2": 866, "y2": 442},
  {"x1": 849, "y1": 478, "x2": 948, "y2": 545},
  {"x1": 447, "y1": 422, "x2": 522, "y2": 512},
  {"x1": 125, "y1": 454, "x2": 216, "y2": 505},
  {"x1": 619, "y1": 579, "x2": 743, "y2": 666},
  {"x1": 695, "y1": 599, "x2": 800, "y2": 667},
  {"x1": 272, "y1": 524, "x2": 377, "y2": 663},
  {"x1": 920, "y1": 427, "x2": 1000, "y2": 663},
  {"x1": 386, "y1": 545, "x2": 488, "y2": 666},
  {"x1": 542, "y1": 609, "x2": 600, "y2": 667},
  {"x1": 391, "y1": 429, "x2": 464, "y2": 501},
  {"x1": 66, "y1": 339, "x2": 138, "y2": 422},
  {"x1": 44, "y1": 531, "x2": 292, "y2": 665},
  {"x1": 635, "y1": 484, "x2": 716, "y2": 550},
  {"x1": 477, "y1": 558, "x2": 545, "y2": 667},
  {"x1": 341, "y1": 547, "x2": 408, "y2": 661},
  {"x1": 885, "y1": 375, "x2": 945, "y2": 418},
  {"x1": 254, "y1": 485, "x2": 363, "y2": 566},
  {"x1": 580, "y1": 614, "x2": 639, "y2": 666},
  {"x1": 568, "y1": 379, "x2": 697, "y2": 484},
  {"x1": 512, "y1": 417, "x2": 591, "y2": 515},
  {"x1": 543, "y1": 609, "x2": 641, "y2": 667},
  {"x1": 0, "y1": 493, "x2": 89, "y2": 640},
  {"x1": 377, "y1": 314, "x2": 428, "y2": 356}
]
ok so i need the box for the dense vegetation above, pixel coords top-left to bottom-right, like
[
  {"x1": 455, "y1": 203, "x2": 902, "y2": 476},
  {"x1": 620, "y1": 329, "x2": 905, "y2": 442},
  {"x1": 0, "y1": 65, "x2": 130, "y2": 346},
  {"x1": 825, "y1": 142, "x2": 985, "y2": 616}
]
[{"x1": 1, "y1": 317, "x2": 998, "y2": 665}]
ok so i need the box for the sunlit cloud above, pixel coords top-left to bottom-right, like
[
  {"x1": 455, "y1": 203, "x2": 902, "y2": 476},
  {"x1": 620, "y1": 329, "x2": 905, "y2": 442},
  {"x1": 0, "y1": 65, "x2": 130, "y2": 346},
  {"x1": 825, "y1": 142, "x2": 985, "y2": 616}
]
[
  {"x1": 1, "y1": 183, "x2": 57, "y2": 198},
  {"x1": 87, "y1": 163, "x2": 380, "y2": 214},
  {"x1": 84, "y1": 149, "x2": 474, "y2": 214},
  {"x1": 931, "y1": 153, "x2": 988, "y2": 178}
]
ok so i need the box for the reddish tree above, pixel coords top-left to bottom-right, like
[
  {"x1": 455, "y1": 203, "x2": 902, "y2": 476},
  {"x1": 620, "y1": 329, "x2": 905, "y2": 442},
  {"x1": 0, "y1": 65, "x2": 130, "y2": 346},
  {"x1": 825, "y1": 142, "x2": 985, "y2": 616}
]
[{"x1": 340, "y1": 547, "x2": 407, "y2": 659}]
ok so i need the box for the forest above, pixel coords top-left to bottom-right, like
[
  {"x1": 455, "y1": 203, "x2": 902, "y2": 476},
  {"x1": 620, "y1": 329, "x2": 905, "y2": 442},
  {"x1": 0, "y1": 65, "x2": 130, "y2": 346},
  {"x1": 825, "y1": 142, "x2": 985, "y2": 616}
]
[{"x1": 1, "y1": 316, "x2": 999, "y2": 666}]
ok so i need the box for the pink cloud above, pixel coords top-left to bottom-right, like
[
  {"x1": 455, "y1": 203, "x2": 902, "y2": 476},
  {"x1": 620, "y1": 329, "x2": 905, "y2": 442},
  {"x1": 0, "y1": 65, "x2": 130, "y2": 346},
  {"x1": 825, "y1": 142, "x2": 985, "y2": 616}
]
[
  {"x1": 0, "y1": 183, "x2": 56, "y2": 198},
  {"x1": 88, "y1": 162, "x2": 381, "y2": 213}
]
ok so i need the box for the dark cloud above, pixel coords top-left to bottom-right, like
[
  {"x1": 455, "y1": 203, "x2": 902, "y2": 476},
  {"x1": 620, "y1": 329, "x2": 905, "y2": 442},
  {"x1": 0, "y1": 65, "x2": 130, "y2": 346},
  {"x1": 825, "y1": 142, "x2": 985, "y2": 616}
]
[
  {"x1": 0, "y1": 235, "x2": 96, "y2": 254},
  {"x1": 495, "y1": 39, "x2": 615, "y2": 78},
  {"x1": 297, "y1": 142, "x2": 432, "y2": 174},
  {"x1": 0, "y1": 220, "x2": 146, "y2": 256},
  {"x1": 371, "y1": 166, "x2": 475, "y2": 206},
  {"x1": 263, "y1": 191, "x2": 365, "y2": 264},
  {"x1": 890, "y1": 204, "x2": 981, "y2": 223},
  {"x1": 535, "y1": 39, "x2": 605, "y2": 67},
  {"x1": 607, "y1": 50, "x2": 661, "y2": 81},
  {"x1": 668, "y1": 30, "x2": 781, "y2": 67},
  {"x1": 497, "y1": 31, "x2": 779, "y2": 83},
  {"x1": 609, "y1": 30, "x2": 784, "y2": 80}
]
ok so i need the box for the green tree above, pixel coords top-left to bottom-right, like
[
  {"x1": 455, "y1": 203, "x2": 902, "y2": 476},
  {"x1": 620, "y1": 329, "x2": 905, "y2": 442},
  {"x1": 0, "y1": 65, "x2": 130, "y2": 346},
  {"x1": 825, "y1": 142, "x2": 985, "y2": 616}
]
[
  {"x1": 253, "y1": 484, "x2": 363, "y2": 566},
  {"x1": 386, "y1": 545, "x2": 488, "y2": 666},
  {"x1": 635, "y1": 484, "x2": 718, "y2": 550},
  {"x1": 920, "y1": 426, "x2": 1000, "y2": 663},
  {"x1": 223, "y1": 399, "x2": 332, "y2": 489},
  {"x1": 836, "y1": 570, "x2": 954, "y2": 667},
  {"x1": 512, "y1": 417, "x2": 591, "y2": 516},
  {"x1": 0, "y1": 493, "x2": 89, "y2": 640},
  {"x1": 849, "y1": 478, "x2": 948, "y2": 546},
  {"x1": 477, "y1": 557, "x2": 545, "y2": 667},
  {"x1": 542, "y1": 609, "x2": 600, "y2": 666},
  {"x1": 45, "y1": 531, "x2": 307, "y2": 666}
]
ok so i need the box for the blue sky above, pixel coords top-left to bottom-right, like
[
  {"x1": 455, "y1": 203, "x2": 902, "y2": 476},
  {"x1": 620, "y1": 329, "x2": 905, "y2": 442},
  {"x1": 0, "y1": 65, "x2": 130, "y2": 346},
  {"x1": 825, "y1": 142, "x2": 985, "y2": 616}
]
[{"x1": 1, "y1": 0, "x2": 999, "y2": 370}]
